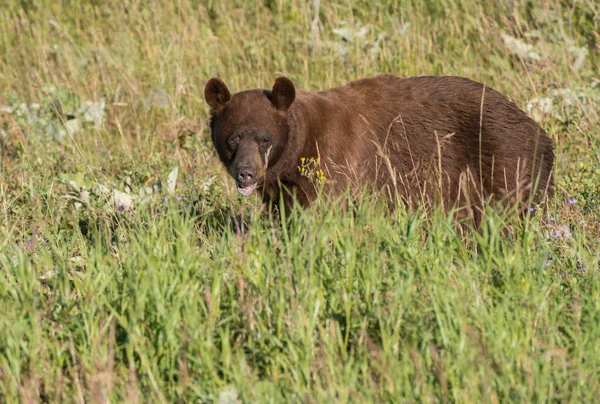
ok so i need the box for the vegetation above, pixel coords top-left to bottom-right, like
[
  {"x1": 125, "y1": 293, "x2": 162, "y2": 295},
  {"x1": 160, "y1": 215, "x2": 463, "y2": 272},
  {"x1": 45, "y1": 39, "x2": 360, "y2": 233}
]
[{"x1": 0, "y1": 0, "x2": 599, "y2": 401}]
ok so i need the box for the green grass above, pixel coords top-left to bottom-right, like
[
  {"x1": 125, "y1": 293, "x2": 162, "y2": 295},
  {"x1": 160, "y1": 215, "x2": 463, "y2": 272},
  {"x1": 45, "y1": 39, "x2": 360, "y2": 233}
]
[{"x1": 1, "y1": 0, "x2": 599, "y2": 401}]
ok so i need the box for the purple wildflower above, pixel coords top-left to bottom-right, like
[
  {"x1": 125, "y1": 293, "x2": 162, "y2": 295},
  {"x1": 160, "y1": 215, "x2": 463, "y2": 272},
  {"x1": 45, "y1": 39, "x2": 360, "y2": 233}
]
[
  {"x1": 550, "y1": 217, "x2": 555, "y2": 222},
  {"x1": 177, "y1": 196, "x2": 184, "y2": 201},
  {"x1": 568, "y1": 197, "x2": 577, "y2": 205},
  {"x1": 528, "y1": 207, "x2": 535, "y2": 213},
  {"x1": 117, "y1": 204, "x2": 125, "y2": 211},
  {"x1": 163, "y1": 196, "x2": 169, "y2": 202}
]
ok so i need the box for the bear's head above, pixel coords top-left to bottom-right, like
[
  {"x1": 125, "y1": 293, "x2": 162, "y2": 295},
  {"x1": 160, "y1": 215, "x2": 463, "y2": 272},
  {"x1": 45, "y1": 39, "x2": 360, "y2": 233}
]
[{"x1": 204, "y1": 77, "x2": 296, "y2": 197}]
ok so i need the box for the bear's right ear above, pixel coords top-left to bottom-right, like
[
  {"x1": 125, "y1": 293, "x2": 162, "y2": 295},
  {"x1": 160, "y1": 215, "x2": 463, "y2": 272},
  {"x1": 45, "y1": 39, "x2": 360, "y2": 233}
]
[
  {"x1": 271, "y1": 77, "x2": 296, "y2": 112},
  {"x1": 204, "y1": 78, "x2": 231, "y2": 112}
]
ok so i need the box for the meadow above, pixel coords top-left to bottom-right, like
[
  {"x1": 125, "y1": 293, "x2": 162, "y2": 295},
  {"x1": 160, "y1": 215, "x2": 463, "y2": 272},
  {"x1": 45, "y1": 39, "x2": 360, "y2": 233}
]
[{"x1": 0, "y1": 0, "x2": 599, "y2": 401}]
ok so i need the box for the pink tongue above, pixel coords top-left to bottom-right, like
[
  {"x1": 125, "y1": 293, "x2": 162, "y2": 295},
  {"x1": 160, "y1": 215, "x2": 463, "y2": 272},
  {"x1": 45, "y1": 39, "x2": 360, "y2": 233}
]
[{"x1": 237, "y1": 183, "x2": 257, "y2": 196}]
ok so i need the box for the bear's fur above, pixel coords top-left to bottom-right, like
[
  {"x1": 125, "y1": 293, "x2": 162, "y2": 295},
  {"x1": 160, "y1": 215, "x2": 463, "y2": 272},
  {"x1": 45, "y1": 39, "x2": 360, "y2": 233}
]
[{"x1": 205, "y1": 74, "x2": 554, "y2": 220}]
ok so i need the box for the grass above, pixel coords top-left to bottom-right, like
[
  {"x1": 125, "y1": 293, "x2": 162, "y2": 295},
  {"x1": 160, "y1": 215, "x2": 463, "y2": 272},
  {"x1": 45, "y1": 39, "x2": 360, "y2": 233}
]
[{"x1": 1, "y1": 0, "x2": 599, "y2": 401}]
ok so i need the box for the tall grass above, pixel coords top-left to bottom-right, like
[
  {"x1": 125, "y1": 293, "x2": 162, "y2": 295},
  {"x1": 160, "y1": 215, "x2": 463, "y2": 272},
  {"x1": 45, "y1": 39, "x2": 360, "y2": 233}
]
[{"x1": 0, "y1": 0, "x2": 599, "y2": 401}]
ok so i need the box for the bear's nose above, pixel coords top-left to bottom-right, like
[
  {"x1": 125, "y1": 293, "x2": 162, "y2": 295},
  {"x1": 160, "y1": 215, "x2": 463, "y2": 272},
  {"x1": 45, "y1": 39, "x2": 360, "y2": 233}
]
[{"x1": 237, "y1": 166, "x2": 256, "y2": 185}]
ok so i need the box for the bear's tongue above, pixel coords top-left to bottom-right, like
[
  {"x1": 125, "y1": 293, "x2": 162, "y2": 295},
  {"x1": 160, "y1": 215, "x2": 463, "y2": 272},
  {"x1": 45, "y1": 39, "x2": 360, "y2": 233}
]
[{"x1": 237, "y1": 183, "x2": 257, "y2": 197}]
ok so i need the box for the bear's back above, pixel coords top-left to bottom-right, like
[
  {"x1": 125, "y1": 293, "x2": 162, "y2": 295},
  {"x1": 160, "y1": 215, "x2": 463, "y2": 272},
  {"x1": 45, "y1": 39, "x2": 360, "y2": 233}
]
[{"x1": 310, "y1": 74, "x2": 553, "y2": 208}]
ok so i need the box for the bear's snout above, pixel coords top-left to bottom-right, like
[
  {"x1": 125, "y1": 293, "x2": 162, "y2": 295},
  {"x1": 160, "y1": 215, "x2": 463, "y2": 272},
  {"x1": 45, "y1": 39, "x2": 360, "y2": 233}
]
[
  {"x1": 236, "y1": 166, "x2": 256, "y2": 186},
  {"x1": 235, "y1": 165, "x2": 259, "y2": 197},
  {"x1": 228, "y1": 139, "x2": 265, "y2": 197}
]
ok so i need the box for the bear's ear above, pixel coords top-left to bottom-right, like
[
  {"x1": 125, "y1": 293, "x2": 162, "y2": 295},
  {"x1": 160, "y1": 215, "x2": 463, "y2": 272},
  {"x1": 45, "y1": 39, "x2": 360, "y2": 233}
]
[
  {"x1": 271, "y1": 76, "x2": 295, "y2": 112},
  {"x1": 204, "y1": 78, "x2": 231, "y2": 112}
]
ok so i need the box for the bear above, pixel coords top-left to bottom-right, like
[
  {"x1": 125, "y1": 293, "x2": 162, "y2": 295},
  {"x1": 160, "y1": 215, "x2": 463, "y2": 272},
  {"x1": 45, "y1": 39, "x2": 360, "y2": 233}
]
[{"x1": 204, "y1": 74, "x2": 554, "y2": 222}]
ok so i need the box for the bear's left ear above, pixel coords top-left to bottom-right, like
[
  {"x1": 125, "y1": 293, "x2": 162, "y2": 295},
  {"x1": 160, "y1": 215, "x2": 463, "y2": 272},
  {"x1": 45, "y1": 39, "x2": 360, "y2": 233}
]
[
  {"x1": 204, "y1": 78, "x2": 231, "y2": 112},
  {"x1": 271, "y1": 77, "x2": 296, "y2": 112}
]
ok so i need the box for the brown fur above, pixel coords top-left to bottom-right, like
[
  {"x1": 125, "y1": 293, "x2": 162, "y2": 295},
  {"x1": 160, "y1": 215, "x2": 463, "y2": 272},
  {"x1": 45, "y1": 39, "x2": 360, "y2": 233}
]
[{"x1": 205, "y1": 74, "x2": 554, "y2": 221}]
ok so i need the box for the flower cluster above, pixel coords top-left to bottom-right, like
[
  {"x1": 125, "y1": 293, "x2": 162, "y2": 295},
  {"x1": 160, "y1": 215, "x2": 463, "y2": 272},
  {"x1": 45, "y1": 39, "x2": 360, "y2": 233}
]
[
  {"x1": 298, "y1": 156, "x2": 327, "y2": 184},
  {"x1": 315, "y1": 169, "x2": 327, "y2": 182}
]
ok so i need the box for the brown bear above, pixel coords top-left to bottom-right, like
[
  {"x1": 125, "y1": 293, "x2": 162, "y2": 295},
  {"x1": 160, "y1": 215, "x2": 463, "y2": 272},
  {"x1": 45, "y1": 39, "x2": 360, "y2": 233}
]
[{"x1": 204, "y1": 74, "x2": 554, "y2": 220}]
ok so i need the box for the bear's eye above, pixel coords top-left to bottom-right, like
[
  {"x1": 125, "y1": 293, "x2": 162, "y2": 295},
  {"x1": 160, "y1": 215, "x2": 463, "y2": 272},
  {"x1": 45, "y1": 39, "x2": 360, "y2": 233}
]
[
  {"x1": 259, "y1": 138, "x2": 271, "y2": 147},
  {"x1": 228, "y1": 136, "x2": 240, "y2": 148}
]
